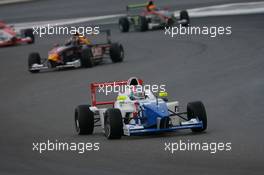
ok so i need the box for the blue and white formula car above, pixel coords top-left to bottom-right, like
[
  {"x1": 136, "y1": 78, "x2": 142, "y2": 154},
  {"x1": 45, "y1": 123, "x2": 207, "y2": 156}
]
[{"x1": 74, "y1": 77, "x2": 207, "y2": 139}]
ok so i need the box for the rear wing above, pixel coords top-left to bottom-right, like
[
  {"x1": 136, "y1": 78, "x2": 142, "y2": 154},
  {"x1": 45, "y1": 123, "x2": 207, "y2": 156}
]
[
  {"x1": 90, "y1": 79, "x2": 143, "y2": 106},
  {"x1": 126, "y1": 3, "x2": 147, "y2": 11}
]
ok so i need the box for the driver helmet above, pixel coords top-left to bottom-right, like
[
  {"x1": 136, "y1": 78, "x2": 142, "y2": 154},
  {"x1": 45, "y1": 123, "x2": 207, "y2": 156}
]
[
  {"x1": 147, "y1": 1, "x2": 156, "y2": 11},
  {"x1": 127, "y1": 77, "x2": 142, "y2": 86}
]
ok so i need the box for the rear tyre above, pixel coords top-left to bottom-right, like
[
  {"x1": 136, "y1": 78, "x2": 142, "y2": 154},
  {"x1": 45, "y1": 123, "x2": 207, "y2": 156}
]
[
  {"x1": 24, "y1": 29, "x2": 35, "y2": 44},
  {"x1": 179, "y1": 10, "x2": 190, "y2": 27},
  {"x1": 104, "y1": 108, "x2": 123, "y2": 139},
  {"x1": 187, "y1": 101, "x2": 207, "y2": 132},
  {"x1": 28, "y1": 52, "x2": 41, "y2": 73},
  {"x1": 81, "y1": 47, "x2": 94, "y2": 68},
  {"x1": 110, "y1": 43, "x2": 124, "y2": 63},
  {"x1": 139, "y1": 16, "x2": 148, "y2": 31},
  {"x1": 75, "y1": 105, "x2": 94, "y2": 135},
  {"x1": 119, "y1": 17, "x2": 130, "y2": 32}
]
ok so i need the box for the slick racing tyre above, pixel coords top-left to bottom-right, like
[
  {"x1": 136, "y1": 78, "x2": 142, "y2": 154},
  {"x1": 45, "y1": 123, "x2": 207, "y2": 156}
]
[
  {"x1": 81, "y1": 47, "x2": 94, "y2": 68},
  {"x1": 139, "y1": 16, "x2": 148, "y2": 31},
  {"x1": 119, "y1": 17, "x2": 130, "y2": 32},
  {"x1": 187, "y1": 101, "x2": 207, "y2": 132},
  {"x1": 75, "y1": 105, "x2": 94, "y2": 135},
  {"x1": 110, "y1": 43, "x2": 124, "y2": 63},
  {"x1": 24, "y1": 29, "x2": 35, "y2": 44},
  {"x1": 104, "y1": 108, "x2": 123, "y2": 139},
  {"x1": 28, "y1": 52, "x2": 41, "y2": 73},
  {"x1": 179, "y1": 10, "x2": 190, "y2": 27}
]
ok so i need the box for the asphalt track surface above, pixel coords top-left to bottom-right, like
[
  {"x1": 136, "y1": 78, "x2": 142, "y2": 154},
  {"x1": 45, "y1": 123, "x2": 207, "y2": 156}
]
[
  {"x1": 1, "y1": 0, "x2": 264, "y2": 22},
  {"x1": 0, "y1": 1, "x2": 264, "y2": 175}
]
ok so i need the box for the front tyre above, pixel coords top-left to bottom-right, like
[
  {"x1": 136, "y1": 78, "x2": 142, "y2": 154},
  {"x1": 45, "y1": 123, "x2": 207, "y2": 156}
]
[
  {"x1": 110, "y1": 43, "x2": 124, "y2": 63},
  {"x1": 104, "y1": 108, "x2": 123, "y2": 139},
  {"x1": 28, "y1": 52, "x2": 41, "y2": 73},
  {"x1": 119, "y1": 17, "x2": 130, "y2": 32},
  {"x1": 139, "y1": 16, "x2": 148, "y2": 31},
  {"x1": 81, "y1": 47, "x2": 94, "y2": 68},
  {"x1": 179, "y1": 10, "x2": 190, "y2": 27},
  {"x1": 187, "y1": 101, "x2": 207, "y2": 132},
  {"x1": 24, "y1": 29, "x2": 35, "y2": 44},
  {"x1": 75, "y1": 105, "x2": 94, "y2": 135}
]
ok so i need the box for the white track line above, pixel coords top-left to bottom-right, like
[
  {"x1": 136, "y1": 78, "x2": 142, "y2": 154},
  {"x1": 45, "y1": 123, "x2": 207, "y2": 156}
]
[
  {"x1": 181, "y1": 1, "x2": 264, "y2": 18},
  {"x1": 12, "y1": 1, "x2": 264, "y2": 29},
  {"x1": 13, "y1": 14, "x2": 124, "y2": 29},
  {"x1": 0, "y1": 0, "x2": 32, "y2": 5}
]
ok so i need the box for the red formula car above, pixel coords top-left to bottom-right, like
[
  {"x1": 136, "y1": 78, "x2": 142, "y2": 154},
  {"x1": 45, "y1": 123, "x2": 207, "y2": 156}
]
[
  {"x1": 119, "y1": 2, "x2": 190, "y2": 32},
  {"x1": 0, "y1": 21, "x2": 34, "y2": 47}
]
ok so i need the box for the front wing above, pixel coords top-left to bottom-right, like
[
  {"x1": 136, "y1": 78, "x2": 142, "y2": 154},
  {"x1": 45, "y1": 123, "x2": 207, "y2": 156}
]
[
  {"x1": 0, "y1": 37, "x2": 32, "y2": 47},
  {"x1": 124, "y1": 120, "x2": 203, "y2": 136},
  {"x1": 29, "y1": 60, "x2": 81, "y2": 71}
]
